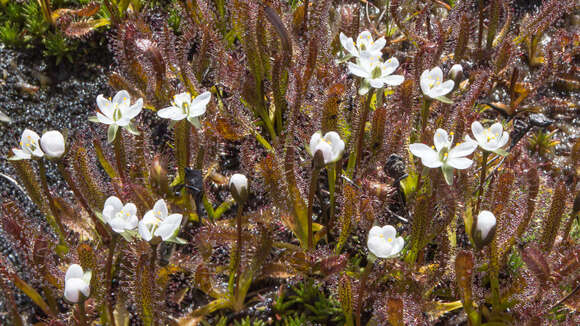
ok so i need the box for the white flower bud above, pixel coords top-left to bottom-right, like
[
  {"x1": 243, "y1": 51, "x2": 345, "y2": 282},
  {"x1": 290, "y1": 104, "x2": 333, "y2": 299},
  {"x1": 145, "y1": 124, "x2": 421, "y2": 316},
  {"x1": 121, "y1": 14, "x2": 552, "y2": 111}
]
[
  {"x1": 448, "y1": 64, "x2": 463, "y2": 81},
  {"x1": 64, "y1": 264, "x2": 91, "y2": 303},
  {"x1": 472, "y1": 210, "x2": 497, "y2": 249},
  {"x1": 40, "y1": 130, "x2": 66, "y2": 159},
  {"x1": 229, "y1": 173, "x2": 249, "y2": 204}
]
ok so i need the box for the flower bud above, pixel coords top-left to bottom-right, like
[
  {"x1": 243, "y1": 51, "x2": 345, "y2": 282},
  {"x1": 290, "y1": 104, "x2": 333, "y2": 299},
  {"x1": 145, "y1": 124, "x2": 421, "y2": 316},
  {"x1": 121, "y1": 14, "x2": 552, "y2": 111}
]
[
  {"x1": 472, "y1": 210, "x2": 497, "y2": 249},
  {"x1": 40, "y1": 130, "x2": 66, "y2": 159},
  {"x1": 229, "y1": 173, "x2": 248, "y2": 204},
  {"x1": 448, "y1": 64, "x2": 463, "y2": 82}
]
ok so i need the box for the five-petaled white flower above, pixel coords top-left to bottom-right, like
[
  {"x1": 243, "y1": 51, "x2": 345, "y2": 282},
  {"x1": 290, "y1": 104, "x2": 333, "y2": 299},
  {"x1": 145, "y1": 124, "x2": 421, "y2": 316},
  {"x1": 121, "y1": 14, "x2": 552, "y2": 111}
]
[
  {"x1": 40, "y1": 130, "x2": 66, "y2": 159},
  {"x1": 64, "y1": 264, "x2": 91, "y2": 303},
  {"x1": 157, "y1": 91, "x2": 211, "y2": 128},
  {"x1": 91, "y1": 90, "x2": 143, "y2": 143},
  {"x1": 420, "y1": 67, "x2": 455, "y2": 101},
  {"x1": 10, "y1": 129, "x2": 44, "y2": 160},
  {"x1": 409, "y1": 129, "x2": 477, "y2": 185},
  {"x1": 102, "y1": 196, "x2": 139, "y2": 234},
  {"x1": 229, "y1": 173, "x2": 249, "y2": 204},
  {"x1": 472, "y1": 210, "x2": 497, "y2": 249},
  {"x1": 347, "y1": 56, "x2": 405, "y2": 95},
  {"x1": 309, "y1": 131, "x2": 345, "y2": 164},
  {"x1": 138, "y1": 199, "x2": 183, "y2": 242},
  {"x1": 367, "y1": 225, "x2": 405, "y2": 258},
  {"x1": 466, "y1": 121, "x2": 509, "y2": 154},
  {"x1": 339, "y1": 30, "x2": 386, "y2": 59}
]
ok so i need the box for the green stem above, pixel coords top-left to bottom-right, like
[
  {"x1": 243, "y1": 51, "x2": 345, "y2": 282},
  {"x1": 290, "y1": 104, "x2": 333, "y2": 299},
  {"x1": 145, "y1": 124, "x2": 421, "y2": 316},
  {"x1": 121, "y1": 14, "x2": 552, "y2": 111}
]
[
  {"x1": 355, "y1": 256, "x2": 375, "y2": 326},
  {"x1": 176, "y1": 121, "x2": 191, "y2": 182},
  {"x1": 420, "y1": 98, "x2": 432, "y2": 133},
  {"x1": 113, "y1": 131, "x2": 127, "y2": 184},
  {"x1": 327, "y1": 163, "x2": 337, "y2": 239},
  {"x1": 234, "y1": 203, "x2": 244, "y2": 300},
  {"x1": 489, "y1": 238, "x2": 500, "y2": 311},
  {"x1": 77, "y1": 302, "x2": 87, "y2": 326},
  {"x1": 150, "y1": 243, "x2": 158, "y2": 269},
  {"x1": 105, "y1": 236, "x2": 118, "y2": 326},
  {"x1": 354, "y1": 89, "x2": 375, "y2": 179},
  {"x1": 475, "y1": 152, "x2": 489, "y2": 214},
  {"x1": 307, "y1": 166, "x2": 321, "y2": 250},
  {"x1": 38, "y1": 160, "x2": 67, "y2": 249}
]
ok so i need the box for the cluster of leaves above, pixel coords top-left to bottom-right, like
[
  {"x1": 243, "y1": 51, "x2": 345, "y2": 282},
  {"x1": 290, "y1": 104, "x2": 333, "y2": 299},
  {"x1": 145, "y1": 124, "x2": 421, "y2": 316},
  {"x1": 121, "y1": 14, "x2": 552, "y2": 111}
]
[
  {"x1": 0, "y1": 0, "x2": 155, "y2": 63},
  {"x1": 0, "y1": 0, "x2": 579, "y2": 325}
]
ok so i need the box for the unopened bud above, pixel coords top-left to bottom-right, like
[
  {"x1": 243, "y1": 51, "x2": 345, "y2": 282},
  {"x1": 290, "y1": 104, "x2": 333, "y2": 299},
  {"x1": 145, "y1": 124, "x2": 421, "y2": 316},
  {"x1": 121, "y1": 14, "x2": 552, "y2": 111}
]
[
  {"x1": 149, "y1": 155, "x2": 168, "y2": 195},
  {"x1": 472, "y1": 210, "x2": 497, "y2": 249},
  {"x1": 448, "y1": 64, "x2": 463, "y2": 82},
  {"x1": 229, "y1": 173, "x2": 248, "y2": 204}
]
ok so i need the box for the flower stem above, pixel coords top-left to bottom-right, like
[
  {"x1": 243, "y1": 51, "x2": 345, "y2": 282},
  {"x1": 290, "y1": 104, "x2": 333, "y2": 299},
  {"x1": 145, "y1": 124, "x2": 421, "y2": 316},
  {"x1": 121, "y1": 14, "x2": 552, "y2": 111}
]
[
  {"x1": 105, "y1": 235, "x2": 118, "y2": 326},
  {"x1": 38, "y1": 160, "x2": 67, "y2": 250},
  {"x1": 354, "y1": 89, "x2": 375, "y2": 179},
  {"x1": 176, "y1": 120, "x2": 191, "y2": 182},
  {"x1": 327, "y1": 162, "x2": 337, "y2": 239},
  {"x1": 489, "y1": 236, "x2": 500, "y2": 311},
  {"x1": 307, "y1": 166, "x2": 321, "y2": 250},
  {"x1": 77, "y1": 302, "x2": 87, "y2": 326},
  {"x1": 355, "y1": 256, "x2": 375, "y2": 326},
  {"x1": 420, "y1": 98, "x2": 432, "y2": 133},
  {"x1": 475, "y1": 151, "x2": 489, "y2": 214},
  {"x1": 150, "y1": 243, "x2": 158, "y2": 269},
  {"x1": 113, "y1": 130, "x2": 127, "y2": 184},
  {"x1": 234, "y1": 202, "x2": 244, "y2": 299}
]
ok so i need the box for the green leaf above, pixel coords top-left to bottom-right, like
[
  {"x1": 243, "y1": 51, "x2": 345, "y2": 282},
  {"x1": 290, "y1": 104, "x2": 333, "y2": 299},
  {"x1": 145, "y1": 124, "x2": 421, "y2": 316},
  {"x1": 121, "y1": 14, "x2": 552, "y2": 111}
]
[
  {"x1": 107, "y1": 124, "x2": 118, "y2": 144},
  {"x1": 435, "y1": 95, "x2": 454, "y2": 104},
  {"x1": 88, "y1": 116, "x2": 100, "y2": 123},
  {"x1": 358, "y1": 81, "x2": 371, "y2": 96},
  {"x1": 441, "y1": 165, "x2": 454, "y2": 185},
  {"x1": 165, "y1": 236, "x2": 187, "y2": 245}
]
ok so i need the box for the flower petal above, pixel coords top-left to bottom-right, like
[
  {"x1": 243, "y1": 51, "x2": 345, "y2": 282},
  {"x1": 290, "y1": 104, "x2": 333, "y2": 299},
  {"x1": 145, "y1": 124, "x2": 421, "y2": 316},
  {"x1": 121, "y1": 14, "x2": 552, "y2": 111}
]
[
  {"x1": 429, "y1": 80, "x2": 454, "y2": 98},
  {"x1": 340, "y1": 32, "x2": 358, "y2": 57},
  {"x1": 65, "y1": 278, "x2": 88, "y2": 303},
  {"x1": 382, "y1": 57, "x2": 399, "y2": 76},
  {"x1": 429, "y1": 67, "x2": 443, "y2": 81},
  {"x1": 392, "y1": 237, "x2": 405, "y2": 256},
  {"x1": 103, "y1": 196, "x2": 123, "y2": 219},
  {"x1": 381, "y1": 74, "x2": 404, "y2": 86},
  {"x1": 409, "y1": 143, "x2": 437, "y2": 160},
  {"x1": 369, "y1": 37, "x2": 386, "y2": 54},
  {"x1": 155, "y1": 213, "x2": 182, "y2": 240},
  {"x1": 420, "y1": 69, "x2": 431, "y2": 96},
  {"x1": 96, "y1": 95, "x2": 114, "y2": 118},
  {"x1": 369, "y1": 78, "x2": 384, "y2": 89},
  {"x1": 433, "y1": 129, "x2": 450, "y2": 152},
  {"x1": 449, "y1": 141, "x2": 477, "y2": 158},
  {"x1": 157, "y1": 107, "x2": 187, "y2": 121},
  {"x1": 97, "y1": 112, "x2": 114, "y2": 125},
  {"x1": 471, "y1": 121, "x2": 485, "y2": 144},
  {"x1": 367, "y1": 236, "x2": 392, "y2": 258},
  {"x1": 153, "y1": 199, "x2": 168, "y2": 219},
  {"x1": 489, "y1": 122, "x2": 504, "y2": 138},
  {"x1": 309, "y1": 132, "x2": 322, "y2": 156},
  {"x1": 347, "y1": 62, "x2": 369, "y2": 78},
  {"x1": 138, "y1": 220, "x2": 153, "y2": 241},
  {"x1": 173, "y1": 92, "x2": 191, "y2": 107},
  {"x1": 122, "y1": 98, "x2": 143, "y2": 120},
  {"x1": 356, "y1": 30, "x2": 372, "y2": 48},
  {"x1": 40, "y1": 130, "x2": 65, "y2": 158},
  {"x1": 11, "y1": 148, "x2": 31, "y2": 160},
  {"x1": 381, "y1": 225, "x2": 396, "y2": 240},
  {"x1": 65, "y1": 264, "x2": 84, "y2": 281},
  {"x1": 188, "y1": 91, "x2": 211, "y2": 117},
  {"x1": 447, "y1": 157, "x2": 473, "y2": 169},
  {"x1": 123, "y1": 203, "x2": 137, "y2": 217},
  {"x1": 113, "y1": 90, "x2": 131, "y2": 108}
]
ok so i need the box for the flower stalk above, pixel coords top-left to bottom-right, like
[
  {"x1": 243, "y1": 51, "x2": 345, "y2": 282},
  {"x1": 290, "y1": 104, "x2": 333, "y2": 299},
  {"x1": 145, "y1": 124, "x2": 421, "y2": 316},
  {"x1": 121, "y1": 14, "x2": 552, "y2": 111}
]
[
  {"x1": 77, "y1": 302, "x2": 87, "y2": 326},
  {"x1": 307, "y1": 152, "x2": 323, "y2": 250},
  {"x1": 354, "y1": 89, "x2": 374, "y2": 177},
  {"x1": 234, "y1": 202, "x2": 244, "y2": 299},
  {"x1": 113, "y1": 130, "x2": 127, "y2": 184},
  {"x1": 38, "y1": 159, "x2": 68, "y2": 251},
  {"x1": 355, "y1": 254, "x2": 376, "y2": 326},
  {"x1": 176, "y1": 120, "x2": 191, "y2": 182},
  {"x1": 475, "y1": 151, "x2": 489, "y2": 214},
  {"x1": 105, "y1": 235, "x2": 118, "y2": 326}
]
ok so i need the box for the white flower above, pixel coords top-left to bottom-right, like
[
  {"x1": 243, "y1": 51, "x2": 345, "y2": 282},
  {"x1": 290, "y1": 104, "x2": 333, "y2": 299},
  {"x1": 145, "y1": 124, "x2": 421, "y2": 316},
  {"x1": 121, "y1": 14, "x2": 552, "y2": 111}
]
[
  {"x1": 347, "y1": 56, "x2": 405, "y2": 95},
  {"x1": 64, "y1": 264, "x2": 91, "y2": 303},
  {"x1": 139, "y1": 199, "x2": 183, "y2": 242},
  {"x1": 409, "y1": 129, "x2": 477, "y2": 185},
  {"x1": 229, "y1": 173, "x2": 249, "y2": 203},
  {"x1": 95, "y1": 90, "x2": 143, "y2": 127},
  {"x1": 367, "y1": 225, "x2": 404, "y2": 258},
  {"x1": 472, "y1": 210, "x2": 497, "y2": 249},
  {"x1": 448, "y1": 64, "x2": 463, "y2": 81},
  {"x1": 339, "y1": 30, "x2": 386, "y2": 59},
  {"x1": 157, "y1": 91, "x2": 211, "y2": 128},
  {"x1": 40, "y1": 130, "x2": 65, "y2": 159},
  {"x1": 102, "y1": 196, "x2": 139, "y2": 234},
  {"x1": 91, "y1": 90, "x2": 143, "y2": 143},
  {"x1": 420, "y1": 67, "x2": 455, "y2": 100},
  {"x1": 10, "y1": 129, "x2": 44, "y2": 160},
  {"x1": 466, "y1": 121, "x2": 509, "y2": 154},
  {"x1": 309, "y1": 131, "x2": 345, "y2": 164}
]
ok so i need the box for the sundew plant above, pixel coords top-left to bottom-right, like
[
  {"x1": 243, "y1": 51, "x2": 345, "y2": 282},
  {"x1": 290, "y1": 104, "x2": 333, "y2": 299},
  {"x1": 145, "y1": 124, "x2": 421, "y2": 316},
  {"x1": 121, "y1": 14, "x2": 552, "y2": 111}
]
[{"x1": 1, "y1": 0, "x2": 579, "y2": 325}]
